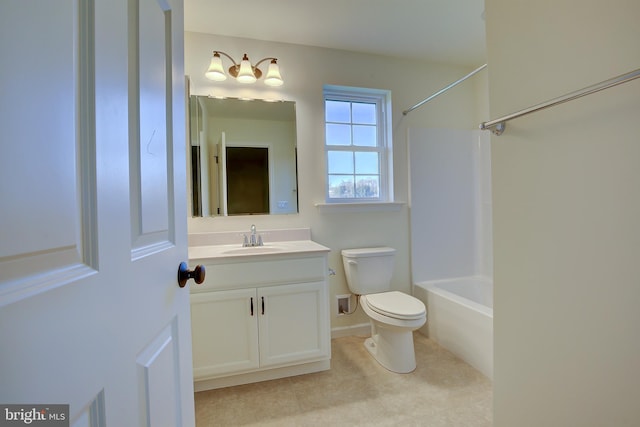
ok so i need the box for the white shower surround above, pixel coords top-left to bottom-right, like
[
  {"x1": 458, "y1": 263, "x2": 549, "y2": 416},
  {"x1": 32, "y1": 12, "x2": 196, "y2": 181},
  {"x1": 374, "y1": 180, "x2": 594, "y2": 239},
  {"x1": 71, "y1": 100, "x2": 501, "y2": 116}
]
[{"x1": 408, "y1": 128, "x2": 493, "y2": 379}]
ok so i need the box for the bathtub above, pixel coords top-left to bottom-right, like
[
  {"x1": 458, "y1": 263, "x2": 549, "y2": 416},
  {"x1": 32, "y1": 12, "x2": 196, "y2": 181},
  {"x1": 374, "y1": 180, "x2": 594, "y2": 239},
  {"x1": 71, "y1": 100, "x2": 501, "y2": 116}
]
[{"x1": 413, "y1": 276, "x2": 493, "y2": 380}]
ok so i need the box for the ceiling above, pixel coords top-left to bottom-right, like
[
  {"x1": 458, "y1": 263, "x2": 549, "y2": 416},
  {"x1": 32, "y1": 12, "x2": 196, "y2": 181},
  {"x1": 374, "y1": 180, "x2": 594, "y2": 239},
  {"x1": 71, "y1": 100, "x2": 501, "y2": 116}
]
[{"x1": 183, "y1": 0, "x2": 487, "y2": 67}]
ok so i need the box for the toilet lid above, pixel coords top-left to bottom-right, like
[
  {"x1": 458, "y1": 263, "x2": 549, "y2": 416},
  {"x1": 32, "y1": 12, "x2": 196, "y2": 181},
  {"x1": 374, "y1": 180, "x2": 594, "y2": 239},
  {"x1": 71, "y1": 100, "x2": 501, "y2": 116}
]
[{"x1": 365, "y1": 291, "x2": 426, "y2": 320}]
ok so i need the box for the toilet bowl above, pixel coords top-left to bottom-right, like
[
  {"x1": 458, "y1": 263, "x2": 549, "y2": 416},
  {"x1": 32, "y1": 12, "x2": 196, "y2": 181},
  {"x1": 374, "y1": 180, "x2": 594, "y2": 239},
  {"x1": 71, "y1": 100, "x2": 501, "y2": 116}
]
[
  {"x1": 360, "y1": 291, "x2": 426, "y2": 373},
  {"x1": 341, "y1": 248, "x2": 427, "y2": 373}
]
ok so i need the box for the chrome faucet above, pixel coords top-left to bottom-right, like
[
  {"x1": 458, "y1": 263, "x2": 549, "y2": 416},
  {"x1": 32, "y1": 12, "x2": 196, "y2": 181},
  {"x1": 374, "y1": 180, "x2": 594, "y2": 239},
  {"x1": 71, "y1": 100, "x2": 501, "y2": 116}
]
[
  {"x1": 243, "y1": 224, "x2": 263, "y2": 247},
  {"x1": 250, "y1": 224, "x2": 257, "y2": 246}
]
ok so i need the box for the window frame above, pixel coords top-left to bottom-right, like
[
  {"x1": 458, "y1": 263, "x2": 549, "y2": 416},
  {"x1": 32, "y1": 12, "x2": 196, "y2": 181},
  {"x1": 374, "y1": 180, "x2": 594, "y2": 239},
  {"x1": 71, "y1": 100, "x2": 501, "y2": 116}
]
[{"x1": 323, "y1": 85, "x2": 393, "y2": 203}]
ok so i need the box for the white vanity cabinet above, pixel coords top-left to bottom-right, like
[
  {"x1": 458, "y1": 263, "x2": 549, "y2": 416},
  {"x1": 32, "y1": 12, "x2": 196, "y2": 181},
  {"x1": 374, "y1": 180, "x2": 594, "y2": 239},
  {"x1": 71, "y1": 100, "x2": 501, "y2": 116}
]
[
  {"x1": 257, "y1": 281, "x2": 328, "y2": 367},
  {"x1": 191, "y1": 288, "x2": 259, "y2": 378},
  {"x1": 189, "y1": 242, "x2": 331, "y2": 391}
]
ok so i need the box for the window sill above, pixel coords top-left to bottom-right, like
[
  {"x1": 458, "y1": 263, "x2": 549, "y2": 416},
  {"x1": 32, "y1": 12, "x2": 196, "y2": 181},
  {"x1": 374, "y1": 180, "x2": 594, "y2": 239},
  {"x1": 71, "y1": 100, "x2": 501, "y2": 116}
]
[{"x1": 314, "y1": 201, "x2": 405, "y2": 213}]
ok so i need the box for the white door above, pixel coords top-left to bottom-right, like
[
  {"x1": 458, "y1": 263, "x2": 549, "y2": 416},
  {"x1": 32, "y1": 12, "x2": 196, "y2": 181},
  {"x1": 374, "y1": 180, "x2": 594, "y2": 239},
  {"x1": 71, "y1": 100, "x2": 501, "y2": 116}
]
[
  {"x1": 0, "y1": 1, "x2": 195, "y2": 426},
  {"x1": 191, "y1": 289, "x2": 259, "y2": 379},
  {"x1": 258, "y1": 282, "x2": 330, "y2": 367},
  {"x1": 217, "y1": 132, "x2": 228, "y2": 216}
]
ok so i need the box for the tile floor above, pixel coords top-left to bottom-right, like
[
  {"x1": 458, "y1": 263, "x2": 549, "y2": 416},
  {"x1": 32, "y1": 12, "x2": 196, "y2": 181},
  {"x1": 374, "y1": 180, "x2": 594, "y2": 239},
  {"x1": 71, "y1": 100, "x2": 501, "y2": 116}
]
[{"x1": 194, "y1": 333, "x2": 492, "y2": 426}]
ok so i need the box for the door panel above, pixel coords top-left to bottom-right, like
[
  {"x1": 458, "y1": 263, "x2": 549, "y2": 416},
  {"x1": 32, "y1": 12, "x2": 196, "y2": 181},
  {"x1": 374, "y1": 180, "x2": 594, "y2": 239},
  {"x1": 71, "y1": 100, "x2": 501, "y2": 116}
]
[
  {"x1": 0, "y1": 1, "x2": 193, "y2": 425},
  {"x1": 136, "y1": 320, "x2": 181, "y2": 427},
  {"x1": 0, "y1": 0, "x2": 96, "y2": 304},
  {"x1": 259, "y1": 282, "x2": 330, "y2": 367},
  {"x1": 71, "y1": 391, "x2": 106, "y2": 427},
  {"x1": 131, "y1": 0, "x2": 172, "y2": 256},
  {"x1": 191, "y1": 289, "x2": 259, "y2": 378}
]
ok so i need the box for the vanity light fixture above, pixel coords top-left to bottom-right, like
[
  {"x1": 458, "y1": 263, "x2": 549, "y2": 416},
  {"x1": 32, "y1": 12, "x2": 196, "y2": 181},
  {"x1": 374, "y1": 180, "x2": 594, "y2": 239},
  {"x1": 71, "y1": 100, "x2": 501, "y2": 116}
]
[{"x1": 205, "y1": 51, "x2": 284, "y2": 86}]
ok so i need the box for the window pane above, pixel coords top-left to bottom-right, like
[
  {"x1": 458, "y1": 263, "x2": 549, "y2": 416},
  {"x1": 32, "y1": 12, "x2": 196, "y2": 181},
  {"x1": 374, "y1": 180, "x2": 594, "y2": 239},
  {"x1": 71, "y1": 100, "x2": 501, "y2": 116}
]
[
  {"x1": 325, "y1": 100, "x2": 351, "y2": 123},
  {"x1": 353, "y1": 125, "x2": 376, "y2": 146},
  {"x1": 328, "y1": 151, "x2": 354, "y2": 174},
  {"x1": 355, "y1": 175, "x2": 380, "y2": 198},
  {"x1": 352, "y1": 102, "x2": 376, "y2": 124},
  {"x1": 355, "y1": 152, "x2": 379, "y2": 174},
  {"x1": 326, "y1": 123, "x2": 351, "y2": 146},
  {"x1": 328, "y1": 175, "x2": 354, "y2": 198},
  {"x1": 324, "y1": 86, "x2": 389, "y2": 203}
]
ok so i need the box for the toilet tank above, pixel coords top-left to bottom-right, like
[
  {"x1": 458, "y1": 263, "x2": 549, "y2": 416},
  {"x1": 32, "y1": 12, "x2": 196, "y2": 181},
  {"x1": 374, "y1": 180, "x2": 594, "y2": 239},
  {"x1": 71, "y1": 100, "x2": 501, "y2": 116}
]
[{"x1": 341, "y1": 247, "x2": 396, "y2": 295}]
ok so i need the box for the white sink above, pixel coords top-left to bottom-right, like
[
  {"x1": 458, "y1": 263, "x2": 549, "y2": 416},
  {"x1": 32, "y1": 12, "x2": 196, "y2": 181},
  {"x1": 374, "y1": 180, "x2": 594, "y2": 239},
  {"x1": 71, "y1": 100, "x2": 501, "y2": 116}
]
[
  {"x1": 188, "y1": 240, "x2": 330, "y2": 261},
  {"x1": 221, "y1": 245, "x2": 285, "y2": 255}
]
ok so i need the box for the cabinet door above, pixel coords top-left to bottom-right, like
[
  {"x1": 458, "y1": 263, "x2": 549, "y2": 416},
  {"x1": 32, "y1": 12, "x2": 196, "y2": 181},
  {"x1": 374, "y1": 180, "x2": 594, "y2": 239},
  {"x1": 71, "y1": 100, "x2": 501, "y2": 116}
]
[
  {"x1": 258, "y1": 282, "x2": 330, "y2": 367},
  {"x1": 191, "y1": 289, "x2": 259, "y2": 379}
]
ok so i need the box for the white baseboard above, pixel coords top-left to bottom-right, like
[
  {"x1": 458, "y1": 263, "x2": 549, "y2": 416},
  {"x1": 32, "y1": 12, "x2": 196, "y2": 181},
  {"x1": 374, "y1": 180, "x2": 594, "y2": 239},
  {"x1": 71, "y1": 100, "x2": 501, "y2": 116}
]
[
  {"x1": 194, "y1": 359, "x2": 330, "y2": 392},
  {"x1": 331, "y1": 323, "x2": 370, "y2": 339}
]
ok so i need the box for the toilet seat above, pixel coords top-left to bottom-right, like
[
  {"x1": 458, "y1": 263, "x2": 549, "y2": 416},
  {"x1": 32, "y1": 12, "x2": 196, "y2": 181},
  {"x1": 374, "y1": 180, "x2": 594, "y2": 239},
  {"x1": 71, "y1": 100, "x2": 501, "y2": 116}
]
[{"x1": 363, "y1": 291, "x2": 426, "y2": 320}]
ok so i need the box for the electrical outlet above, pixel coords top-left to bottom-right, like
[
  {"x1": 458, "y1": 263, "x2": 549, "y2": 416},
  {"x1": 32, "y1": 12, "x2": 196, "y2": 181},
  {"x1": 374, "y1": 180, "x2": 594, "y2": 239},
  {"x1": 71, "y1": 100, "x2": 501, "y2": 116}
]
[{"x1": 336, "y1": 294, "x2": 351, "y2": 315}]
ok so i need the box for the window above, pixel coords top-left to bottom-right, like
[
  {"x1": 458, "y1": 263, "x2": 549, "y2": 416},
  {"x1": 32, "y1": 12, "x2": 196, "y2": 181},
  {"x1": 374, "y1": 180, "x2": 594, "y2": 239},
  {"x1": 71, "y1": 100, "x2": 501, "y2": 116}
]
[{"x1": 324, "y1": 86, "x2": 393, "y2": 203}]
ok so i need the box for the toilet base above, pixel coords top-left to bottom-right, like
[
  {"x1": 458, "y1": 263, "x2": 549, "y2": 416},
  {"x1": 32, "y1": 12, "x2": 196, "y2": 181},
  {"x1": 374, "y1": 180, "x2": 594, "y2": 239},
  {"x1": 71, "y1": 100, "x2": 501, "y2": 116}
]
[{"x1": 364, "y1": 321, "x2": 418, "y2": 373}]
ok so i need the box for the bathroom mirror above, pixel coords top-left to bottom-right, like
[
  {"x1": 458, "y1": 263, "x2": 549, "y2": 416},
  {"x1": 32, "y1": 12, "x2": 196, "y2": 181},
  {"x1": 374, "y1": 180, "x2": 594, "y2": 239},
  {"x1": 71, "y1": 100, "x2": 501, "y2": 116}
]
[{"x1": 189, "y1": 96, "x2": 298, "y2": 217}]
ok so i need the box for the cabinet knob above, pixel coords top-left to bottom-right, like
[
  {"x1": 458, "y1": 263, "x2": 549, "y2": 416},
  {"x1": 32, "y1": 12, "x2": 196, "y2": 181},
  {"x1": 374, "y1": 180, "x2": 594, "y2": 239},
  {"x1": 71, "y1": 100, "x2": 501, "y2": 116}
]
[{"x1": 177, "y1": 262, "x2": 206, "y2": 288}]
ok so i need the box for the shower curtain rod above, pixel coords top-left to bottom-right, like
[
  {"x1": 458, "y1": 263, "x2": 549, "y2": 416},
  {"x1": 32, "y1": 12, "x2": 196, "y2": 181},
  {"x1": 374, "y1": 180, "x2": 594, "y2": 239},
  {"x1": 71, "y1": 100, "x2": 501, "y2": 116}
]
[
  {"x1": 480, "y1": 67, "x2": 640, "y2": 136},
  {"x1": 402, "y1": 64, "x2": 487, "y2": 116}
]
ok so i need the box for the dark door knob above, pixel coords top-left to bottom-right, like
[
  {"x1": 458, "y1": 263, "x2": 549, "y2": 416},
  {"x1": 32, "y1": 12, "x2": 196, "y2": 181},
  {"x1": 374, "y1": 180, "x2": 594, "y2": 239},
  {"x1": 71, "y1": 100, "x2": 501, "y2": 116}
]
[{"x1": 178, "y1": 262, "x2": 205, "y2": 288}]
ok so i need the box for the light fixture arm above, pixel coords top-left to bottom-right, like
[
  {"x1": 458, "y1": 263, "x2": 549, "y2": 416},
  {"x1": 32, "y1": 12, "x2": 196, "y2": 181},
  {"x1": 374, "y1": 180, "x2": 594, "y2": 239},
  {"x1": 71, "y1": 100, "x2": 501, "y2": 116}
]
[
  {"x1": 213, "y1": 50, "x2": 239, "y2": 68},
  {"x1": 254, "y1": 57, "x2": 278, "y2": 69}
]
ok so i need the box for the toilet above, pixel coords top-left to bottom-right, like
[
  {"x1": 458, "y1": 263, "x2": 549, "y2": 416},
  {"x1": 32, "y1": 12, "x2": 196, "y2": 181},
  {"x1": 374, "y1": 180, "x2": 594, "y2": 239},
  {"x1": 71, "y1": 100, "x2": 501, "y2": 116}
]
[{"x1": 341, "y1": 247, "x2": 427, "y2": 373}]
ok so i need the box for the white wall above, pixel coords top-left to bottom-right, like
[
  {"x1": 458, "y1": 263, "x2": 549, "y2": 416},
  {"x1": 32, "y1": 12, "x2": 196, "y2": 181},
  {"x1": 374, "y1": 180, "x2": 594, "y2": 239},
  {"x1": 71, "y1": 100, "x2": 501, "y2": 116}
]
[
  {"x1": 185, "y1": 31, "x2": 487, "y2": 330},
  {"x1": 487, "y1": 1, "x2": 640, "y2": 425}
]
